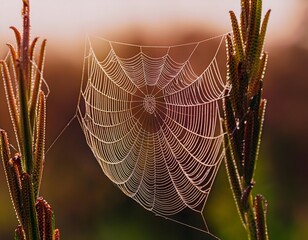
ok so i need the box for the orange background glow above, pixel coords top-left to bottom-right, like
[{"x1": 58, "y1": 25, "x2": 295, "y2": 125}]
[{"x1": 0, "y1": 0, "x2": 307, "y2": 239}]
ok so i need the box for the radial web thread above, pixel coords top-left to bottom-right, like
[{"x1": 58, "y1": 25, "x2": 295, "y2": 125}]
[{"x1": 78, "y1": 34, "x2": 230, "y2": 234}]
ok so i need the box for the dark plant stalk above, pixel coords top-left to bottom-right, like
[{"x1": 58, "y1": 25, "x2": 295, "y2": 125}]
[
  {"x1": 19, "y1": 0, "x2": 33, "y2": 174},
  {"x1": 223, "y1": 0, "x2": 270, "y2": 239},
  {"x1": 0, "y1": 0, "x2": 59, "y2": 239}
]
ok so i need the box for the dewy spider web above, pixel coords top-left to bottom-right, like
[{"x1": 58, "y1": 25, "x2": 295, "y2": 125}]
[{"x1": 77, "y1": 34, "x2": 230, "y2": 234}]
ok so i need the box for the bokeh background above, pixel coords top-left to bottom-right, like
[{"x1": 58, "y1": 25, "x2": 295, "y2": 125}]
[{"x1": 0, "y1": 0, "x2": 307, "y2": 239}]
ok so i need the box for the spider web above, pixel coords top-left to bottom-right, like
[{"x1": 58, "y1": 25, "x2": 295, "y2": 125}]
[{"x1": 77, "y1": 34, "x2": 229, "y2": 234}]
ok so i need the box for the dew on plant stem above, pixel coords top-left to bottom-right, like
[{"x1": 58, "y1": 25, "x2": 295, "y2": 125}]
[{"x1": 236, "y1": 118, "x2": 240, "y2": 129}]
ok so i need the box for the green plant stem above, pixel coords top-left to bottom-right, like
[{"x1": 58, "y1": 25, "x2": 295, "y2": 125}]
[
  {"x1": 18, "y1": 1, "x2": 39, "y2": 239},
  {"x1": 21, "y1": 173, "x2": 39, "y2": 240},
  {"x1": 18, "y1": 67, "x2": 33, "y2": 174},
  {"x1": 21, "y1": 0, "x2": 30, "y2": 85},
  {"x1": 246, "y1": 196, "x2": 257, "y2": 240},
  {"x1": 1, "y1": 0, "x2": 60, "y2": 239},
  {"x1": 223, "y1": 1, "x2": 270, "y2": 239},
  {"x1": 19, "y1": 0, "x2": 33, "y2": 174}
]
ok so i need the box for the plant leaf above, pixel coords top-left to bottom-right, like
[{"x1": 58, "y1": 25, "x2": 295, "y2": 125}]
[
  {"x1": 0, "y1": 131, "x2": 24, "y2": 227},
  {"x1": 10, "y1": 27, "x2": 22, "y2": 59},
  {"x1": 33, "y1": 91, "x2": 46, "y2": 198},
  {"x1": 240, "y1": 0, "x2": 250, "y2": 43},
  {"x1": 254, "y1": 195, "x2": 269, "y2": 240},
  {"x1": 20, "y1": 173, "x2": 39, "y2": 240},
  {"x1": 257, "y1": 10, "x2": 271, "y2": 62},
  {"x1": 246, "y1": 0, "x2": 261, "y2": 73},
  {"x1": 0, "y1": 61, "x2": 21, "y2": 149},
  {"x1": 222, "y1": 119, "x2": 245, "y2": 224},
  {"x1": 230, "y1": 11, "x2": 244, "y2": 61},
  {"x1": 29, "y1": 39, "x2": 47, "y2": 129},
  {"x1": 243, "y1": 110, "x2": 255, "y2": 186},
  {"x1": 14, "y1": 225, "x2": 25, "y2": 240}
]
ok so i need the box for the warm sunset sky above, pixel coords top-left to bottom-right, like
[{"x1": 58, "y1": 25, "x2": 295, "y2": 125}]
[
  {"x1": 0, "y1": 0, "x2": 305, "y2": 47},
  {"x1": 0, "y1": 2, "x2": 307, "y2": 239}
]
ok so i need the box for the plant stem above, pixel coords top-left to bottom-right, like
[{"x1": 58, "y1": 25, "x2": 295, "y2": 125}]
[
  {"x1": 0, "y1": 0, "x2": 61, "y2": 238},
  {"x1": 19, "y1": 0, "x2": 33, "y2": 174},
  {"x1": 223, "y1": 0, "x2": 270, "y2": 239},
  {"x1": 18, "y1": 66, "x2": 33, "y2": 174},
  {"x1": 246, "y1": 196, "x2": 257, "y2": 239},
  {"x1": 17, "y1": 2, "x2": 39, "y2": 239}
]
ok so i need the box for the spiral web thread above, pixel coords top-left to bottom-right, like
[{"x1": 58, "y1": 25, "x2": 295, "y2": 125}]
[{"x1": 78, "y1": 34, "x2": 230, "y2": 234}]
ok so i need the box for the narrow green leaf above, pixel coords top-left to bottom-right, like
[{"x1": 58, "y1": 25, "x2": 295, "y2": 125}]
[
  {"x1": 21, "y1": 173, "x2": 40, "y2": 240},
  {"x1": 10, "y1": 27, "x2": 22, "y2": 59},
  {"x1": 0, "y1": 61, "x2": 22, "y2": 151},
  {"x1": 256, "y1": 0, "x2": 263, "y2": 33},
  {"x1": 9, "y1": 157, "x2": 25, "y2": 229},
  {"x1": 36, "y1": 197, "x2": 46, "y2": 240},
  {"x1": 10, "y1": 155, "x2": 25, "y2": 223},
  {"x1": 230, "y1": 11, "x2": 244, "y2": 61},
  {"x1": 251, "y1": 6, "x2": 270, "y2": 77},
  {"x1": 254, "y1": 195, "x2": 269, "y2": 240},
  {"x1": 21, "y1": 0, "x2": 31, "y2": 88},
  {"x1": 28, "y1": 37, "x2": 39, "y2": 99},
  {"x1": 18, "y1": 65, "x2": 33, "y2": 173},
  {"x1": 36, "y1": 197, "x2": 56, "y2": 240},
  {"x1": 251, "y1": 0, "x2": 263, "y2": 73},
  {"x1": 245, "y1": 196, "x2": 258, "y2": 240},
  {"x1": 249, "y1": 52, "x2": 268, "y2": 98},
  {"x1": 237, "y1": 61, "x2": 249, "y2": 118},
  {"x1": 29, "y1": 37, "x2": 39, "y2": 64},
  {"x1": 226, "y1": 34, "x2": 241, "y2": 118},
  {"x1": 243, "y1": 111, "x2": 255, "y2": 186},
  {"x1": 222, "y1": 119, "x2": 245, "y2": 225},
  {"x1": 240, "y1": 0, "x2": 249, "y2": 43},
  {"x1": 0, "y1": 130, "x2": 11, "y2": 167},
  {"x1": 0, "y1": 131, "x2": 24, "y2": 227},
  {"x1": 33, "y1": 91, "x2": 46, "y2": 198},
  {"x1": 29, "y1": 39, "x2": 47, "y2": 129},
  {"x1": 254, "y1": 99, "x2": 267, "y2": 168},
  {"x1": 45, "y1": 200, "x2": 53, "y2": 240},
  {"x1": 241, "y1": 183, "x2": 253, "y2": 211},
  {"x1": 250, "y1": 83, "x2": 263, "y2": 159},
  {"x1": 254, "y1": 10, "x2": 271, "y2": 75},
  {"x1": 6, "y1": 43, "x2": 19, "y2": 78},
  {"x1": 14, "y1": 225, "x2": 25, "y2": 240},
  {"x1": 246, "y1": 0, "x2": 261, "y2": 73},
  {"x1": 223, "y1": 96, "x2": 243, "y2": 175}
]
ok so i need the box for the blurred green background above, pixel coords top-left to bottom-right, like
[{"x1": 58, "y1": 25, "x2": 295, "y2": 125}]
[{"x1": 0, "y1": 0, "x2": 307, "y2": 239}]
